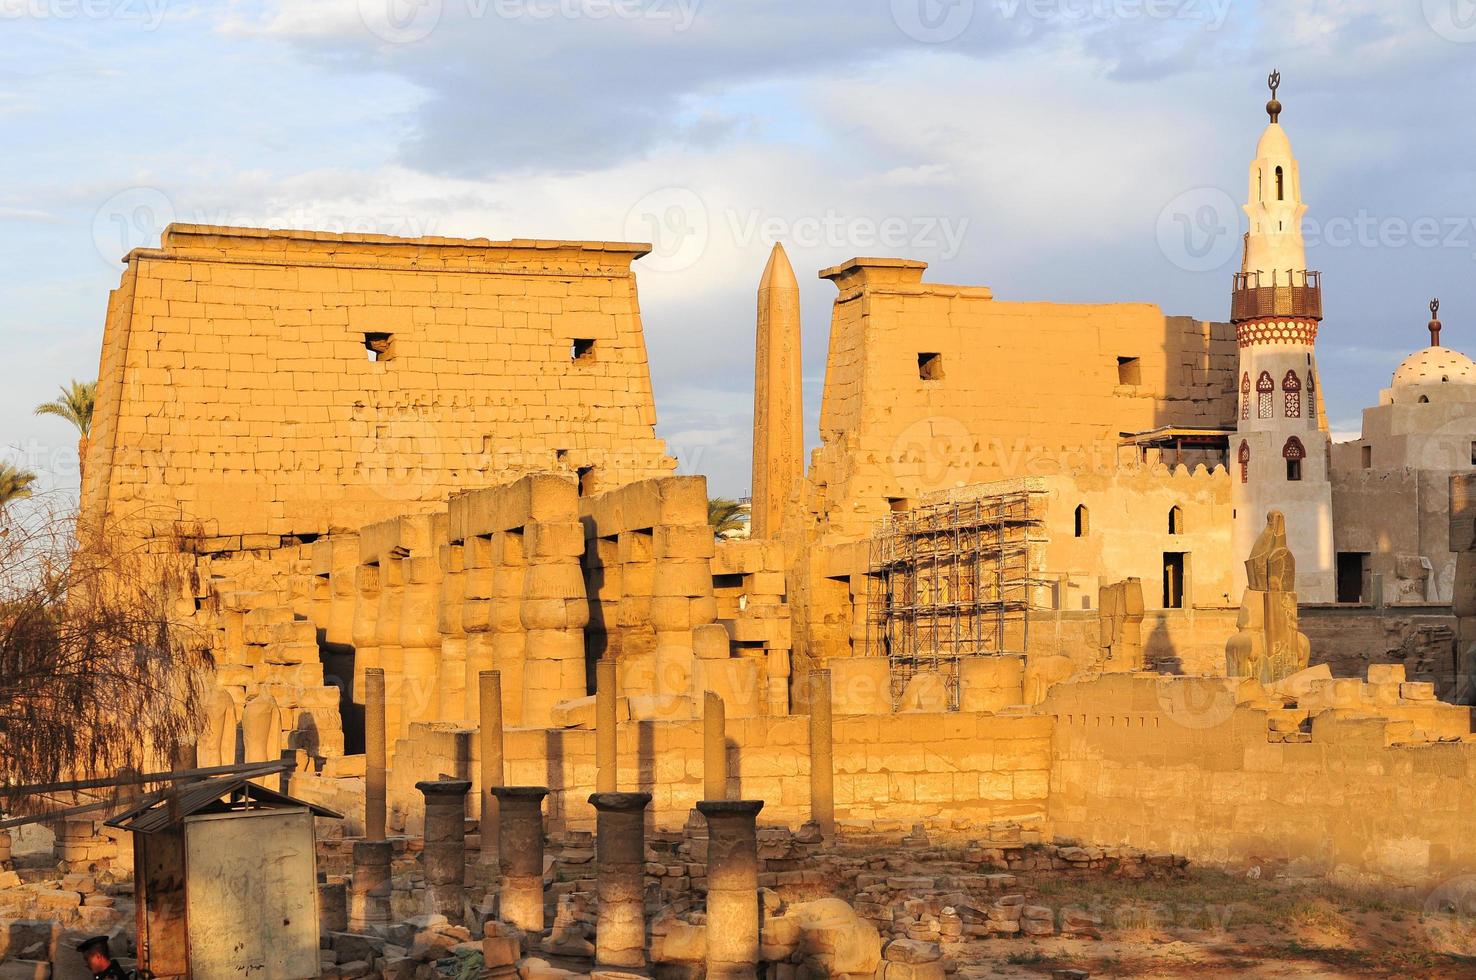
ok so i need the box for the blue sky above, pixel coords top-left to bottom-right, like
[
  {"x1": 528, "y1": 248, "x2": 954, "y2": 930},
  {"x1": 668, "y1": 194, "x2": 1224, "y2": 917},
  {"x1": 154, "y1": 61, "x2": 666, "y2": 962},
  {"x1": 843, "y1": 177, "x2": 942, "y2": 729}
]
[{"x1": 5, "y1": 0, "x2": 1476, "y2": 498}]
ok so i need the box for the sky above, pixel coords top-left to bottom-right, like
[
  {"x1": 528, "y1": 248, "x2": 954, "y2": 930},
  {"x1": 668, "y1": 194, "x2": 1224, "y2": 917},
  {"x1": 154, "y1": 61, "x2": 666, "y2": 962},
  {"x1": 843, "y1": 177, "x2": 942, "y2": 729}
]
[{"x1": 4, "y1": 0, "x2": 1476, "y2": 499}]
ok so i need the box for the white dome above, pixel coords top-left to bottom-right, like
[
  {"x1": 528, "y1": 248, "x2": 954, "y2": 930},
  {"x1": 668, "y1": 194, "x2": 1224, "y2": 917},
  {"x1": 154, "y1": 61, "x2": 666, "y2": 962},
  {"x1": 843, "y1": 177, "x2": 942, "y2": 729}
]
[
  {"x1": 1255, "y1": 122, "x2": 1293, "y2": 160},
  {"x1": 1393, "y1": 346, "x2": 1476, "y2": 387}
]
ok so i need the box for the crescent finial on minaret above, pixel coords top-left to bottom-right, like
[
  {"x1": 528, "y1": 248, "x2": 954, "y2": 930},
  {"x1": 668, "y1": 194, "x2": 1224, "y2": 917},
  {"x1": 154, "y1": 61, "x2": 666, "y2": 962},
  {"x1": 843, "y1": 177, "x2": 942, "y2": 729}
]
[
  {"x1": 1266, "y1": 69, "x2": 1282, "y2": 123},
  {"x1": 1430, "y1": 298, "x2": 1443, "y2": 347}
]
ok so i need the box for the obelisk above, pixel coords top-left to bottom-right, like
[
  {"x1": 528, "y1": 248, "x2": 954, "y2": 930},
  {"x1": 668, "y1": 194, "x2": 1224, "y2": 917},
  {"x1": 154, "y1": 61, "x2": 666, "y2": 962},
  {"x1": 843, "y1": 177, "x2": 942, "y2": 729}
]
[{"x1": 750, "y1": 242, "x2": 803, "y2": 539}]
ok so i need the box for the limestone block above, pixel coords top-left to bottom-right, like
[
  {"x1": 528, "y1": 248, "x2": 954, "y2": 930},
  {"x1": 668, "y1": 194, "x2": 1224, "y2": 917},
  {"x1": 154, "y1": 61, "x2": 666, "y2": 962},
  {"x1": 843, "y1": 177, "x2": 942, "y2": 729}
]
[
  {"x1": 1266, "y1": 663, "x2": 1332, "y2": 700},
  {"x1": 652, "y1": 561, "x2": 714, "y2": 599},
  {"x1": 692, "y1": 623, "x2": 731, "y2": 660},
  {"x1": 1302, "y1": 678, "x2": 1364, "y2": 712},
  {"x1": 899, "y1": 672, "x2": 948, "y2": 712},
  {"x1": 1023, "y1": 656, "x2": 1075, "y2": 706},
  {"x1": 958, "y1": 656, "x2": 1024, "y2": 713},
  {"x1": 829, "y1": 658, "x2": 892, "y2": 715},
  {"x1": 787, "y1": 899, "x2": 882, "y2": 976},
  {"x1": 1367, "y1": 663, "x2": 1407, "y2": 685},
  {"x1": 527, "y1": 521, "x2": 585, "y2": 560},
  {"x1": 654, "y1": 525, "x2": 715, "y2": 560},
  {"x1": 694, "y1": 659, "x2": 763, "y2": 719}
]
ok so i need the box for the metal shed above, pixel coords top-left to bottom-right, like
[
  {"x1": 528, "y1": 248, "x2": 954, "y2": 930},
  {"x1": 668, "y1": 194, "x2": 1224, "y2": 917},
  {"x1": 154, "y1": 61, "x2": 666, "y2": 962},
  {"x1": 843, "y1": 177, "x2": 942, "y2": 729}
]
[{"x1": 106, "y1": 775, "x2": 341, "y2": 980}]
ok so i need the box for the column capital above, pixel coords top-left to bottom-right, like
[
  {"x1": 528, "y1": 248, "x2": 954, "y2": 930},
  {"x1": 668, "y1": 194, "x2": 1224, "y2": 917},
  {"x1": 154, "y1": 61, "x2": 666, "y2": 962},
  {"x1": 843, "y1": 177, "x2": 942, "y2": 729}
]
[
  {"x1": 696, "y1": 800, "x2": 764, "y2": 819},
  {"x1": 492, "y1": 785, "x2": 549, "y2": 803},
  {"x1": 416, "y1": 779, "x2": 472, "y2": 799},
  {"x1": 589, "y1": 792, "x2": 652, "y2": 813}
]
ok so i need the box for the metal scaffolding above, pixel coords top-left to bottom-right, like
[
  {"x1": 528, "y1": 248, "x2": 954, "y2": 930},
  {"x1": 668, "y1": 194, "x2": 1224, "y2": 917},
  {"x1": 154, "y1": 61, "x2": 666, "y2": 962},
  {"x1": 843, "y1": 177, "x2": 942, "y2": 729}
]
[{"x1": 865, "y1": 486, "x2": 1047, "y2": 709}]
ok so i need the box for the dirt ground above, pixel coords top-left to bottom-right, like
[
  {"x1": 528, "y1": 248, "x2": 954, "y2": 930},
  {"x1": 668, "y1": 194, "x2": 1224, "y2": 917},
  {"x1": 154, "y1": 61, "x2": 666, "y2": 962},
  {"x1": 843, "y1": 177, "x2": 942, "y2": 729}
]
[{"x1": 953, "y1": 870, "x2": 1476, "y2": 978}]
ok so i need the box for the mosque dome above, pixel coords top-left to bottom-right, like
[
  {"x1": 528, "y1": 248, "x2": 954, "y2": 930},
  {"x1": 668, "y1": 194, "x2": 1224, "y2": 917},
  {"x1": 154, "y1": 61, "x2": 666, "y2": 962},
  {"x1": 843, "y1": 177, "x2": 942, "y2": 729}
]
[
  {"x1": 1392, "y1": 298, "x2": 1476, "y2": 387},
  {"x1": 1392, "y1": 347, "x2": 1476, "y2": 387}
]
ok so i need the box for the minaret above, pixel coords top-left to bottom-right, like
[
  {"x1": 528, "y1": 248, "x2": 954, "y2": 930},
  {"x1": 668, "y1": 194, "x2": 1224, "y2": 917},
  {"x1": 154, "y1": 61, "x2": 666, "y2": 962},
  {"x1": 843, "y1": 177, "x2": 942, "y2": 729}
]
[
  {"x1": 751, "y1": 242, "x2": 803, "y2": 539},
  {"x1": 1230, "y1": 72, "x2": 1335, "y2": 602}
]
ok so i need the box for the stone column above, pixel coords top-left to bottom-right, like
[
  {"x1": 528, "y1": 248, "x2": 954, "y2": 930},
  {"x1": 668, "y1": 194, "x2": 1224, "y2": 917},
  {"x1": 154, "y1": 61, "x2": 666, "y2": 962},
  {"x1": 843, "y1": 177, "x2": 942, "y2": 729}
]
[
  {"x1": 479, "y1": 670, "x2": 504, "y2": 872},
  {"x1": 375, "y1": 555, "x2": 406, "y2": 748},
  {"x1": 365, "y1": 668, "x2": 387, "y2": 841},
  {"x1": 437, "y1": 542, "x2": 469, "y2": 721},
  {"x1": 400, "y1": 533, "x2": 444, "y2": 737},
  {"x1": 349, "y1": 839, "x2": 393, "y2": 930},
  {"x1": 491, "y1": 530, "x2": 528, "y2": 727},
  {"x1": 463, "y1": 534, "x2": 497, "y2": 722},
  {"x1": 596, "y1": 660, "x2": 618, "y2": 793},
  {"x1": 520, "y1": 493, "x2": 590, "y2": 728},
  {"x1": 704, "y1": 691, "x2": 726, "y2": 801},
  {"x1": 808, "y1": 670, "x2": 835, "y2": 836},
  {"x1": 350, "y1": 563, "x2": 381, "y2": 697},
  {"x1": 418, "y1": 779, "x2": 473, "y2": 924},
  {"x1": 492, "y1": 786, "x2": 549, "y2": 933},
  {"x1": 697, "y1": 800, "x2": 764, "y2": 980},
  {"x1": 589, "y1": 792, "x2": 651, "y2": 968}
]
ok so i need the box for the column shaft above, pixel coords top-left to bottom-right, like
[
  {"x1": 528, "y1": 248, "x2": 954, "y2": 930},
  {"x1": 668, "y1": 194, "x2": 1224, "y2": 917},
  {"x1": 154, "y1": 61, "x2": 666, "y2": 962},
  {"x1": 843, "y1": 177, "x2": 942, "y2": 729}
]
[
  {"x1": 589, "y1": 792, "x2": 651, "y2": 968},
  {"x1": 348, "y1": 839, "x2": 393, "y2": 930},
  {"x1": 703, "y1": 691, "x2": 726, "y2": 801},
  {"x1": 493, "y1": 786, "x2": 549, "y2": 933},
  {"x1": 479, "y1": 670, "x2": 505, "y2": 868},
  {"x1": 418, "y1": 779, "x2": 473, "y2": 924},
  {"x1": 365, "y1": 668, "x2": 387, "y2": 841},
  {"x1": 596, "y1": 660, "x2": 618, "y2": 793},
  {"x1": 696, "y1": 800, "x2": 764, "y2": 980},
  {"x1": 808, "y1": 669, "x2": 835, "y2": 836}
]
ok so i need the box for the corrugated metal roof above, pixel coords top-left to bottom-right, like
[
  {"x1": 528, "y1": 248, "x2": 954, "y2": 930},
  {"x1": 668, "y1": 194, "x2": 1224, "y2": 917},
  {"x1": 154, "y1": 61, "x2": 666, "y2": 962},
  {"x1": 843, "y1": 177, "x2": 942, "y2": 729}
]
[{"x1": 105, "y1": 774, "x2": 342, "y2": 834}]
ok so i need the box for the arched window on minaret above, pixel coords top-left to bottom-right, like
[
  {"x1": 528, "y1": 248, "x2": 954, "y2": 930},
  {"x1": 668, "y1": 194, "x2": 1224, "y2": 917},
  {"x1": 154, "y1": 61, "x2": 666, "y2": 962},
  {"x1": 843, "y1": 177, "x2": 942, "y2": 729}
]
[
  {"x1": 1283, "y1": 436, "x2": 1306, "y2": 481},
  {"x1": 1238, "y1": 440, "x2": 1250, "y2": 484},
  {"x1": 1240, "y1": 373, "x2": 1251, "y2": 420},
  {"x1": 1168, "y1": 505, "x2": 1184, "y2": 535},
  {"x1": 1074, "y1": 505, "x2": 1089, "y2": 538},
  {"x1": 1256, "y1": 371, "x2": 1275, "y2": 419},
  {"x1": 1282, "y1": 370, "x2": 1302, "y2": 418},
  {"x1": 1275, "y1": 165, "x2": 1284, "y2": 201}
]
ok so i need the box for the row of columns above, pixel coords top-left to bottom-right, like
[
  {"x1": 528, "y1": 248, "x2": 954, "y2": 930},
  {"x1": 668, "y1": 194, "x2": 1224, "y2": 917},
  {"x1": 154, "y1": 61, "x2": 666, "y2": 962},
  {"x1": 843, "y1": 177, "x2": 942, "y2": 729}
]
[{"x1": 350, "y1": 661, "x2": 836, "y2": 978}]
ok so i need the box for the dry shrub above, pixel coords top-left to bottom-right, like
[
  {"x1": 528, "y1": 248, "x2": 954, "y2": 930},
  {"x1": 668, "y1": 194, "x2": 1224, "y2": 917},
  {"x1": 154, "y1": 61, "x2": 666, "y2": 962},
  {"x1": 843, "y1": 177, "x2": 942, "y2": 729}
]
[{"x1": 0, "y1": 497, "x2": 210, "y2": 814}]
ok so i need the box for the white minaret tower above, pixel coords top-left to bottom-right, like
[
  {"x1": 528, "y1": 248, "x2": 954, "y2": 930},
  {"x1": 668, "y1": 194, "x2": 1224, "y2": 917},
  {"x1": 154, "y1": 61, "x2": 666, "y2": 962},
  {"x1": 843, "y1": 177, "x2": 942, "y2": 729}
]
[{"x1": 1230, "y1": 71, "x2": 1335, "y2": 602}]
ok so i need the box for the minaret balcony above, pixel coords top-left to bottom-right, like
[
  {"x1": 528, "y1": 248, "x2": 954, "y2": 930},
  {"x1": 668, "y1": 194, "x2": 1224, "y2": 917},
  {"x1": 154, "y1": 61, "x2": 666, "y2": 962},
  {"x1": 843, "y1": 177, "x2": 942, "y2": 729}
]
[{"x1": 1231, "y1": 270, "x2": 1322, "y2": 322}]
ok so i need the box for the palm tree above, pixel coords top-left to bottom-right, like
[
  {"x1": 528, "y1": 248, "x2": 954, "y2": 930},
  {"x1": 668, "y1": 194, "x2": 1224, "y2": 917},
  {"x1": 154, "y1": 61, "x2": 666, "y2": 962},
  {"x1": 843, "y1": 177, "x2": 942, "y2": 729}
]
[
  {"x1": 34, "y1": 380, "x2": 96, "y2": 485},
  {"x1": 707, "y1": 497, "x2": 750, "y2": 539},
  {"x1": 0, "y1": 462, "x2": 38, "y2": 509}
]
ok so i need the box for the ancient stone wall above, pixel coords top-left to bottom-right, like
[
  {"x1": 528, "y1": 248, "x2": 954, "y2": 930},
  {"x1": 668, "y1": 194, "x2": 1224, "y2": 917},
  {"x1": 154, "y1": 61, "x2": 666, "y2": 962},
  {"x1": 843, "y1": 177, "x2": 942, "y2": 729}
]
[
  {"x1": 377, "y1": 711, "x2": 1052, "y2": 837},
  {"x1": 82, "y1": 225, "x2": 674, "y2": 541},
  {"x1": 801, "y1": 258, "x2": 1236, "y2": 542},
  {"x1": 1044, "y1": 671, "x2": 1476, "y2": 885}
]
